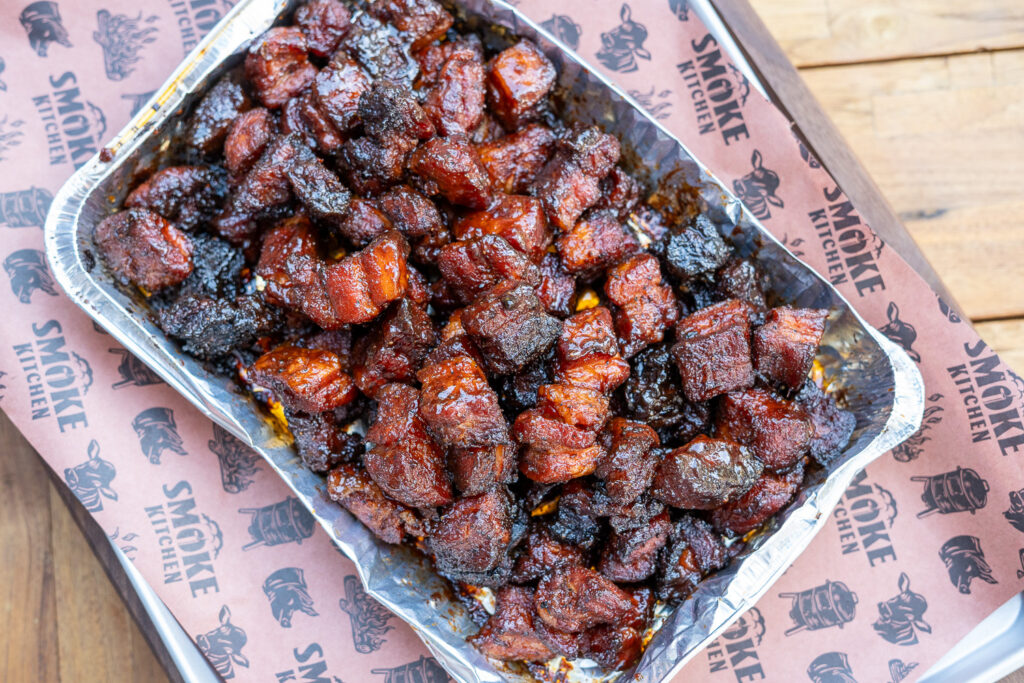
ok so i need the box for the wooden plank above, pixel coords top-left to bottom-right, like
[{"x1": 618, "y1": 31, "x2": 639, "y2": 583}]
[
  {"x1": 975, "y1": 319, "x2": 1024, "y2": 375},
  {"x1": 0, "y1": 411, "x2": 59, "y2": 683},
  {"x1": 799, "y1": 50, "x2": 1024, "y2": 320},
  {"x1": 748, "y1": 0, "x2": 1024, "y2": 67},
  {"x1": 709, "y1": 0, "x2": 966, "y2": 317}
]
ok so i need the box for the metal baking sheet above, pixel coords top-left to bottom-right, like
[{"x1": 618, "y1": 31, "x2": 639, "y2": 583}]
[{"x1": 44, "y1": 0, "x2": 924, "y2": 680}]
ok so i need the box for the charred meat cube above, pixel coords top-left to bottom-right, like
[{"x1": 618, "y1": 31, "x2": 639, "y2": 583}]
[
  {"x1": 437, "y1": 235, "x2": 539, "y2": 304},
  {"x1": 224, "y1": 108, "x2": 277, "y2": 177},
  {"x1": 422, "y1": 46, "x2": 486, "y2": 136},
  {"x1": 295, "y1": 0, "x2": 351, "y2": 57},
  {"x1": 486, "y1": 40, "x2": 556, "y2": 128},
  {"x1": 662, "y1": 214, "x2": 730, "y2": 282},
  {"x1": 470, "y1": 586, "x2": 554, "y2": 663},
  {"x1": 179, "y1": 232, "x2": 244, "y2": 299},
  {"x1": 477, "y1": 123, "x2": 556, "y2": 194},
  {"x1": 404, "y1": 264, "x2": 432, "y2": 306},
  {"x1": 604, "y1": 254, "x2": 679, "y2": 357},
  {"x1": 548, "y1": 480, "x2": 603, "y2": 549},
  {"x1": 327, "y1": 462, "x2": 423, "y2": 544},
  {"x1": 537, "y1": 252, "x2": 576, "y2": 317},
  {"x1": 245, "y1": 27, "x2": 318, "y2": 108},
  {"x1": 753, "y1": 307, "x2": 828, "y2": 388},
  {"x1": 336, "y1": 197, "x2": 393, "y2": 246},
  {"x1": 581, "y1": 587, "x2": 653, "y2": 671},
  {"x1": 454, "y1": 195, "x2": 550, "y2": 263},
  {"x1": 537, "y1": 384, "x2": 610, "y2": 431},
  {"x1": 417, "y1": 352, "x2": 510, "y2": 449},
  {"x1": 623, "y1": 342, "x2": 709, "y2": 442},
  {"x1": 671, "y1": 299, "x2": 754, "y2": 402},
  {"x1": 531, "y1": 126, "x2": 620, "y2": 231},
  {"x1": 598, "y1": 510, "x2": 671, "y2": 583},
  {"x1": 158, "y1": 293, "x2": 280, "y2": 360},
  {"x1": 256, "y1": 214, "x2": 340, "y2": 328},
  {"x1": 717, "y1": 388, "x2": 811, "y2": 471},
  {"x1": 185, "y1": 74, "x2": 252, "y2": 156},
  {"x1": 553, "y1": 307, "x2": 631, "y2": 394},
  {"x1": 711, "y1": 462, "x2": 805, "y2": 536},
  {"x1": 352, "y1": 299, "x2": 436, "y2": 396},
  {"x1": 339, "y1": 12, "x2": 419, "y2": 87},
  {"x1": 656, "y1": 516, "x2": 726, "y2": 601},
  {"x1": 462, "y1": 282, "x2": 562, "y2": 375},
  {"x1": 500, "y1": 357, "x2": 551, "y2": 414},
  {"x1": 431, "y1": 487, "x2": 513, "y2": 574},
  {"x1": 596, "y1": 418, "x2": 660, "y2": 504},
  {"x1": 534, "y1": 566, "x2": 632, "y2": 632},
  {"x1": 338, "y1": 134, "x2": 412, "y2": 195},
  {"x1": 374, "y1": 185, "x2": 448, "y2": 261},
  {"x1": 286, "y1": 154, "x2": 352, "y2": 228},
  {"x1": 795, "y1": 381, "x2": 855, "y2": 467},
  {"x1": 556, "y1": 213, "x2": 640, "y2": 278},
  {"x1": 287, "y1": 410, "x2": 362, "y2": 473},
  {"x1": 717, "y1": 258, "x2": 767, "y2": 312},
  {"x1": 124, "y1": 165, "x2": 226, "y2": 232},
  {"x1": 313, "y1": 52, "x2": 372, "y2": 133},
  {"x1": 367, "y1": 0, "x2": 453, "y2": 51},
  {"x1": 249, "y1": 345, "x2": 358, "y2": 413},
  {"x1": 651, "y1": 435, "x2": 762, "y2": 510},
  {"x1": 448, "y1": 442, "x2": 517, "y2": 496},
  {"x1": 415, "y1": 35, "x2": 483, "y2": 88},
  {"x1": 512, "y1": 524, "x2": 586, "y2": 584},
  {"x1": 514, "y1": 410, "x2": 603, "y2": 484},
  {"x1": 282, "y1": 91, "x2": 345, "y2": 155},
  {"x1": 409, "y1": 135, "x2": 492, "y2": 209},
  {"x1": 359, "y1": 81, "x2": 435, "y2": 142},
  {"x1": 364, "y1": 383, "x2": 452, "y2": 507},
  {"x1": 325, "y1": 231, "x2": 410, "y2": 324},
  {"x1": 592, "y1": 167, "x2": 641, "y2": 220},
  {"x1": 95, "y1": 208, "x2": 193, "y2": 291}
]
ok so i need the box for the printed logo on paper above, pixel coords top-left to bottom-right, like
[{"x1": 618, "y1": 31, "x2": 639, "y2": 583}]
[
  {"x1": 5, "y1": 249, "x2": 57, "y2": 303},
  {"x1": 733, "y1": 150, "x2": 783, "y2": 220},
  {"x1": 30, "y1": 71, "x2": 107, "y2": 169},
  {"x1": 872, "y1": 572, "x2": 931, "y2": 646},
  {"x1": 145, "y1": 479, "x2": 225, "y2": 597},
  {"x1": 12, "y1": 319, "x2": 93, "y2": 432},
  {"x1": 540, "y1": 14, "x2": 581, "y2": 51},
  {"x1": 19, "y1": 2, "x2": 72, "y2": 57},
  {"x1": 833, "y1": 469, "x2": 899, "y2": 568},
  {"x1": 165, "y1": 0, "x2": 236, "y2": 55},
  {"x1": 879, "y1": 302, "x2": 921, "y2": 363},
  {"x1": 668, "y1": 0, "x2": 690, "y2": 21},
  {"x1": 939, "y1": 535, "x2": 997, "y2": 594},
  {"x1": 64, "y1": 439, "x2": 117, "y2": 512},
  {"x1": 806, "y1": 652, "x2": 856, "y2": 683},
  {"x1": 339, "y1": 574, "x2": 394, "y2": 653},
  {"x1": 807, "y1": 186, "x2": 886, "y2": 297},
  {"x1": 705, "y1": 606, "x2": 766, "y2": 678},
  {"x1": 239, "y1": 496, "x2": 316, "y2": 551},
  {"x1": 132, "y1": 406, "x2": 188, "y2": 464},
  {"x1": 892, "y1": 393, "x2": 945, "y2": 463},
  {"x1": 372, "y1": 655, "x2": 452, "y2": 683},
  {"x1": 0, "y1": 57, "x2": 7, "y2": 92},
  {"x1": 263, "y1": 567, "x2": 319, "y2": 628},
  {"x1": 93, "y1": 10, "x2": 159, "y2": 81},
  {"x1": 887, "y1": 659, "x2": 918, "y2": 683},
  {"x1": 109, "y1": 347, "x2": 163, "y2": 389},
  {"x1": 677, "y1": 33, "x2": 751, "y2": 146},
  {"x1": 1004, "y1": 490, "x2": 1024, "y2": 534},
  {"x1": 197, "y1": 605, "x2": 249, "y2": 679},
  {"x1": 628, "y1": 87, "x2": 673, "y2": 120},
  {"x1": 597, "y1": 4, "x2": 651, "y2": 73},
  {"x1": 0, "y1": 187, "x2": 53, "y2": 228},
  {"x1": 273, "y1": 642, "x2": 343, "y2": 682},
  {"x1": 780, "y1": 579, "x2": 858, "y2": 636},
  {"x1": 946, "y1": 339, "x2": 1024, "y2": 457},
  {"x1": 109, "y1": 527, "x2": 139, "y2": 560},
  {"x1": 209, "y1": 423, "x2": 262, "y2": 493},
  {"x1": 912, "y1": 466, "x2": 988, "y2": 518}
]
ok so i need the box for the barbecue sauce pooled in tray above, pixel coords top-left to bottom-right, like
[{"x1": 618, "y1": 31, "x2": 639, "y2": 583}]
[{"x1": 94, "y1": 0, "x2": 855, "y2": 673}]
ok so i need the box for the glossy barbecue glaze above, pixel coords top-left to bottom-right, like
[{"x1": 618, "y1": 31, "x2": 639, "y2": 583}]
[{"x1": 94, "y1": 0, "x2": 854, "y2": 673}]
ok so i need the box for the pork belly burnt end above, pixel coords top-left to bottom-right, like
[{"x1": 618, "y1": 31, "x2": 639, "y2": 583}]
[
  {"x1": 248, "y1": 345, "x2": 357, "y2": 414},
  {"x1": 512, "y1": 524, "x2": 586, "y2": 583},
  {"x1": 717, "y1": 388, "x2": 811, "y2": 471},
  {"x1": 598, "y1": 510, "x2": 671, "y2": 582},
  {"x1": 327, "y1": 462, "x2": 423, "y2": 544},
  {"x1": 286, "y1": 154, "x2": 352, "y2": 229},
  {"x1": 324, "y1": 231, "x2": 410, "y2": 324},
  {"x1": 470, "y1": 586, "x2": 554, "y2": 662},
  {"x1": 245, "y1": 27, "x2": 317, "y2": 109},
  {"x1": 437, "y1": 235, "x2": 539, "y2": 304},
  {"x1": 364, "y1": 383, "x2": 452, "y2": 507},
  {"x1": 596, "y1": 417, "x2": 660, "y2": 504},
  {"x1": 557, "y1": 212, "x2": 640, "y2": 279},
  {"x1": 462, "y1": 282, "x2": 562, "y2": 376},
  {"x1": 185, "y1": 75, "x2": 252, "y2": 156},
  {"x1": 671, "y1": 298, "x2": 754, "y2": 402},
  {"x1": 295, "y1": 0, "x2": 351, "y2": 57},
  {"x1": 651, "y1": 435, "x2": 762, "y2": 510},
  {"x1": 95, "y1": 208, "x2": 193, "y2": 291},
  {"x1": 313, "y1": 52, "x2": 372, "y2": 133},
  {"x1": 124, "y1": 165, "x2": 226, "y2": 232},
  {"x1": 367, "y1": 0, "x2": 453, "y2": 51},
  {"x1": 486, "y1": 40, "x2": 556, "y2": 128},
  {"x1": 409, "y1": 135, "x2": 492, "y2": 209},
  {"x1": 553, "y1": 307, "x2": 631, "y2": 394},
  {"x1": 711, "y1": 462, "x2": 805, "y2": 536},
  {"x1": 581, "y1": 587, "x2": 653, "y2": 670},
  {"x1": 796, "y1": 381, "x2": 856, "y2": 467},
  {"x1": 422, "y1": 44, "x2": 486, "y2": 136},
  {"x1": 623, "y1": 342, "x2": 710, "y2": 444},
  {"x1": 454, "y1": 194, "x2": 550, "y2": 262},
  {"x1": 158, "y1": 293, "x2": 280, "y2": 360},
  {"x1": 477, "y1": 124, "x2": 556, "y2": 194},
  {"x1": 535, "y1": 566, "x2": 633, "y2": 632},
  {"x1": 656, "y1": 516, "x2": 727, "y2": 601},
  {"x1": 753, "y1": 307, "x2": 828, "y2": 388},
  {"x1": 430, "y1": 486, "x2": 513, "y2": 578},
  {"x1": 514, "y1": 409, "x2": 604, "y2": 483},
  {"x1": 287, "y1": 410, "x2": 362, "y2": 473},
  {"x1": 662, "y1": 213, "x2": 730, "y2": 282},
  {"x1": 352, "y1": 299, "x2": 437, "y2": 396},
  {"x1": 224, "y1": 109, "x2": 277, "y2": 177},
  {"x1": 605, "y1": 253, "x2": 679, "y2": 357},
  {"x1": 532, "y1": 126, "x2": 620, "y2": 231},
  {"x1": 537, "y1": 252, "x2": 577, "y2": 317}
]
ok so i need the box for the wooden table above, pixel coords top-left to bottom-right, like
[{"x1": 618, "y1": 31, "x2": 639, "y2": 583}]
[{"x1": 2, "y1": 0, "x2": 1023, "y2": 680}]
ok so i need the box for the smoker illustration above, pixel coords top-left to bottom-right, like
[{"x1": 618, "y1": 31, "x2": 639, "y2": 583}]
[
  {"x1": 240, "y1": 497, "x2": 316, "y2": 550},
  {"x1": 372, "y1": 655, "x2": 450, "y2": 683},
  {"x1": 913, "y1": 466, "x2": 988, "y2": 517},
  {"x1": 780, "y1": 580, "x2": 858, "y2": 636},
  {"x1": 0, "y1": 187, "x2": 53, "y2": 227}
]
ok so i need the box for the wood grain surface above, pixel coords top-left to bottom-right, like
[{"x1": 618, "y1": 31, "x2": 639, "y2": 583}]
[{"x1": 1, "y1": 0, "x2": 1023, "y2": 681}]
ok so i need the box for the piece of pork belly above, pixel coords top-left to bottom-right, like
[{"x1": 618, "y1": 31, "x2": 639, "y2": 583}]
[
  {"x1": 486, "y1": 39, "x2": 556, "y2": 128},
  {"x1": 651, "y1": 435, "x2": 762, "y2": 510},
  {"x1": 598, "y1": 510, "x2": 671, "y2": 583},
  {"x1": 662, "y1": 213, "x2": 730, "y2": 282},
  {"x1": 249, "y1": 345, "x2": 358, "y2": 413},
  {"x1": 95, "y1": 208, "x2": 193, "y2": 291},
  {"x1": 245, "y1": 27, "x2": 317, "y2": 108},
  {"x1": 656, "y1": 516, "x2": 727, "y2": 601},
  {"x1": 753, "y1": 307, "x2": 828, "y2": 388},
  {"x1": 224, "y1": 109, "x2": 277, "y2": 177},
  {"x1": 352, "y1": 299, "x2": 437, "y2": 396},
  {"x1": 409, "y1": 135, "x2": 493, "y2": 209},
  {"x1": 711, "y1": 462, "x2": 805, "y2": 535},
  {"x1": 531, "y1": 126, "x2": 620, "y2": 231},
  {"x1": 454, "y1": 194, "x2": 550, "y2": 262},
  {"x1": 185, "y1": 74, "x2": 252, "y2": 156},
  {"x1": 623, "y1": 342, "x2": 710, "y2": 444},
  {"x1": 470, "y1": 586, "x2": 554, "y2": 662},
  {"x1": 437, "y1": 235, "x2": 539, "y2": 303},
  {"x1": 534, "y1": 566, "x2": 632, "y2": 633},
  {"x1": 477, "y1": 123, "x2": 556, "y2": 194},
  {"x1": 553, "y1": 307, "x2": 631, "y2": 394},
  {"x1": 367, "y1": 0, "x2": 453, "y2": 51},
  {"x1": 431, "y1": 486, "x2": 513, "y2": 574},
  {"x1": 324, "y1": 231, "x2": 410, "y2": 324},
  {"x1": 716, "y1": 388, "x2": 811, "y2": 471},
  {"x1": 124, "y1": 165, "x2": 226, "y2": 232},
  {"x1": 313, "y1": 51, "x2": 372, "y2": 133},
  {"x1": 462, "y1": 282, "x2": 563, "y2": 375},
  {"x1": 327, "y1": 462, "x2": 424, "y2": 544},
  {"x1": 295, "y1": 0, "x2": 351, "y2": 57},
  {"x1": 671, "y1": 298, "x2": 754, "y2": 402},
  {"x1": 604, "y1": 253, "x2": 679, "y2": 357},
  {"x1": 581, "y1": 586, "x2": 653, "y2": 671},
  {"x1": 595, "y1": 417, "x2": 660, "y2": 504},
  {"x1": 287, "y1": 410, "x2": 362, "y2": 473},
  {"x1": 511, "y1": 523, "x2": 587, "y2": 584},
  {"x1": 556, "y1": 212, "x2": 640, "y2": 279},
  {"x1": 422, "y1": 45, "x2": 486, "y2": 136},
  {"x1": 536, "y1": 252, "x2": 577, "y2": 317}
]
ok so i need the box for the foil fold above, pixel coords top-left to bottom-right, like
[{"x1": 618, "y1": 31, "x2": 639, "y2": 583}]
[{"x1": 44, "y1": 0, "x2": 925, "y2": 680}]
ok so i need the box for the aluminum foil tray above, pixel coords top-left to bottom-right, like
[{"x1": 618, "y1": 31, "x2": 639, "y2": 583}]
[{"x1": 44, "y1": 0, "x2": 925, "y2": 680}]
